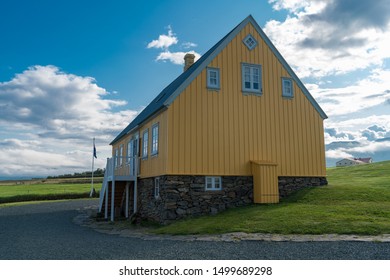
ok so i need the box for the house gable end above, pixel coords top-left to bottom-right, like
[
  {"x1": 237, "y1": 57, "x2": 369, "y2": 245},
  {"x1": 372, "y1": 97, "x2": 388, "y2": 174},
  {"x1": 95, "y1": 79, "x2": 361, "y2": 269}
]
[
  {"x1": 163, "y1": 15, "x2": 327, "y2": 120},
  {"x1": 111, "y1": 15, "x2": 327, "y2": 145}
]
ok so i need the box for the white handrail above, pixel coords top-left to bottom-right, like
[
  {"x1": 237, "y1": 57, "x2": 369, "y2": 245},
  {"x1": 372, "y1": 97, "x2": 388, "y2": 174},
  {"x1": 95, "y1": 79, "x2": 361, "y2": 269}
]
[
  {"x1": 98, "y1": 158, "x2": 111, "y2": 212},
  {"x1": 98, "y1": 155, "x2": 138, "y2": 214}
]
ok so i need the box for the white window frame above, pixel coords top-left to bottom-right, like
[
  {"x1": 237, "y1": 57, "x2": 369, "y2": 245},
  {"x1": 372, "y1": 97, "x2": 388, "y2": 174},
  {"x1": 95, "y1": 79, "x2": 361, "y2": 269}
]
[
  {"x1": 242, "y1": 63, "x2": 262, "y2": 95},
  {"x1": 154, "y1": 177, "x2": 160, "y2": 199},
  {"x1": 206, "y1": 67, "x2": 220, "y2": 90},
  {"x1": 243, "y1": 34, "x2": 257, "y2": 50},
  {"x1": 127, "y1": 141, "x2": 132, "y2": 164},
  {"x1": 205, "y1": 176, "x2": 222, "y2": 191},
  {"x1": 119, "y1": 145, "x2": 123, "y2": 166},
  {"x1": 282, "y1": 77, "x2": 294, "y2": 98},
  {"x1": 151, "y1": 123, "x2": 159, "y2": 156},
  {"x1": 142, "y1": 129, "x2": 149, "y2": 159},
  {"x1": 114, "y1": 148, "x2": 119, "y2": 168}
]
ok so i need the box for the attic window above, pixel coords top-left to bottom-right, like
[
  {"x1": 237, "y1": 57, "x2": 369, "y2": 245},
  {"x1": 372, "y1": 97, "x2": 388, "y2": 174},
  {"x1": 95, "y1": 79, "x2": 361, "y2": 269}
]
[
  {"x1": 282, "y1": 77, "x2": 294, "y2": 98},
  {"x1": 207, "y1": 67, "x2": 220, "y2": 90},
  {"x1": 242, "y1": 63, "x2": 262, "y2": 95},
  {"x1": 243, "y1": 34, "x2": 257, "y2": 50}
]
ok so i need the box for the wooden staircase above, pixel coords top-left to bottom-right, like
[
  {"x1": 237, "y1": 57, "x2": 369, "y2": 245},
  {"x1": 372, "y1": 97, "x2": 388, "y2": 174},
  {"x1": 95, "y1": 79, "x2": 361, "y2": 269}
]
[
  {"x1": 99, "y1": 183, "x2": 126, "y2": 219},
  {"x1": 98, "y1": 156, "x2": 139, "y2": 221}
]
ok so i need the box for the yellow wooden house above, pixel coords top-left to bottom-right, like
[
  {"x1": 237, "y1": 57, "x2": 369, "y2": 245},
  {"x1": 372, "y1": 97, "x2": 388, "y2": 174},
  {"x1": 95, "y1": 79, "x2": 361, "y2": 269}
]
[{"x1": 98, "y1": 15, "x2": 327, "y2": 223}]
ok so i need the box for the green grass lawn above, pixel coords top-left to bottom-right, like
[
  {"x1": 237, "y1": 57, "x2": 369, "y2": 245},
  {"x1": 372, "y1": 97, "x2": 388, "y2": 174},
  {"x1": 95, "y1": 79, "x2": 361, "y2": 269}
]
[
  {"x1": 0, "y1": 183, "x2": 96, "y2": 204},
  {"x1": 154, "y1": 160, "x2": 390, "y2": 235}
]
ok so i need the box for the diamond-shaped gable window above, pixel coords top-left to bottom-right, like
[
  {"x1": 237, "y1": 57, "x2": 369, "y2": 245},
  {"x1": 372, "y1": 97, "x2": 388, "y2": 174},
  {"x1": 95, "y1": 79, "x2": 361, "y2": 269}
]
[{"x1": 243, "y1": 34, "x2": 257, "y2": 50}]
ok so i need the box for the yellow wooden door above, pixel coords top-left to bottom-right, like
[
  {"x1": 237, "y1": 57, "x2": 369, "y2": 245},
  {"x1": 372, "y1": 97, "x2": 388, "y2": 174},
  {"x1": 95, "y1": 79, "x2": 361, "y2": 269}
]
[{"x1": 251, "y1": 161, "x2": 279, "y2": 203}]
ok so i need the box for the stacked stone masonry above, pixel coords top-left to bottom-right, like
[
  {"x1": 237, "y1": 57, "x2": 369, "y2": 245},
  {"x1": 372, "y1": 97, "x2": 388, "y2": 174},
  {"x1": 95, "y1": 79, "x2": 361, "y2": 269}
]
[{"x1": 136, "y1": 175, "x2": 327, "y2": 224}]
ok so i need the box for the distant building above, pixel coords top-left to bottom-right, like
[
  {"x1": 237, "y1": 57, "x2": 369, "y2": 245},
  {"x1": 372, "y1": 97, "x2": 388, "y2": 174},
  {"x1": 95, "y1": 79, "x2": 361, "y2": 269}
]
[
  {"x1": 354, "y1": 157, "x2": 373, "y2": 164},
  {"x1": 336, "y1": 157, "x2": 373, "y2": 167}
]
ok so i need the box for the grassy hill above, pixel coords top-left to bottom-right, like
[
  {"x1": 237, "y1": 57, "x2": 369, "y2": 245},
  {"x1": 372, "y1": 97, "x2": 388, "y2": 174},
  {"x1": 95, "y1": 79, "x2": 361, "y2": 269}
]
[
  {"x1": 154, "y1": 160, "x2": 390, "y2": 235},
  {"x1": 0, "y1": 177, "x2": 102, "y2": 204}
]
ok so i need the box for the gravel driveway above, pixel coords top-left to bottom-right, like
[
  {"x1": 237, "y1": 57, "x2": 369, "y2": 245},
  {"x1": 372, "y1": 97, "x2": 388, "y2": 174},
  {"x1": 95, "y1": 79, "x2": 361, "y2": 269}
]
[{"x1": 0, "y1": 199, "x2": 389, "y2": 260}]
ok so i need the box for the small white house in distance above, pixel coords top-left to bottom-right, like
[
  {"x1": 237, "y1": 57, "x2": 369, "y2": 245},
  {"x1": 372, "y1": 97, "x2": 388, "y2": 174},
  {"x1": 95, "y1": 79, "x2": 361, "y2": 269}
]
[{"x1": 336, "y1": 158, "x2": 372, "y2": 167}]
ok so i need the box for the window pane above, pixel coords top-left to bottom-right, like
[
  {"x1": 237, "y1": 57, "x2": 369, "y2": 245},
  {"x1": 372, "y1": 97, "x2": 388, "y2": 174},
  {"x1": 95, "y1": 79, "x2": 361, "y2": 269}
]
[
  {"x1": 253, "y1": 83, "x2": 259, "y2": 90},
  {"x1": 244, "y1": 67, "x2": 250, "y2": 79},
  {"x1": 151, "y1": 125, "x2": 159, "y2": 154},
  {"x1": 283, "y1": 79, "x2": 292, "y2": 96},
  {"x1": 142, "y1": 131, "x2": 148, "y2": 157}
]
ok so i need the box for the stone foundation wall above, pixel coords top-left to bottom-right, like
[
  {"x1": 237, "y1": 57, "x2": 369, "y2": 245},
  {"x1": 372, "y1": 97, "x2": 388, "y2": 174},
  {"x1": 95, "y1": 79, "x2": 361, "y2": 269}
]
[
  {"x1": 136, "y1": 175, "x2": 327, "y2": 224},
  {"x1": 137, "y1": 176, "x2": 253, "y2": 224},
  {"x1": 278, "y1": 176, "x2": 328, "y2": 198}
]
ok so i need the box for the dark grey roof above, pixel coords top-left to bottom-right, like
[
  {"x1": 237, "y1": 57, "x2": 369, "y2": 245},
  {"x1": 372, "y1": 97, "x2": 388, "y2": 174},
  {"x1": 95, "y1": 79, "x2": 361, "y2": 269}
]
[{"x1": 111, "y1": 15, "x2": 327, "y2": 145}]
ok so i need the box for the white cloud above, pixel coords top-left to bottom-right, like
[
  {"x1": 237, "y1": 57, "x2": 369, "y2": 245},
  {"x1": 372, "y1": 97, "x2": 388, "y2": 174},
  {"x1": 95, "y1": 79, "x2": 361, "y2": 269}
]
[
  {"x1": 326, "y1": 149, "x2": 353, "y2": 159},
  {"x1": 268, "y1": 0, "x2": 321, "y2": 14},
  {"x1": 313, "y1": 69, "x2": 390, "y2": 117},
  {"x1": 147, "y1": 26, "x2": 178, "y2": 49},
  {"x1": 0, "y1": 66, "x2": 140, "y2": 177},
  {"x1": 156, "y1": 50, "x2": 201, "y2": 65},
  {"x1": 147, "y1": 26, "x2": 201, "y2": 66},
  {"x1": 264, "y1": 0, "x2": 390, "y2": 78},
  {"x1": 182, "y1": 42, "x2": 198, "y2": 49}
]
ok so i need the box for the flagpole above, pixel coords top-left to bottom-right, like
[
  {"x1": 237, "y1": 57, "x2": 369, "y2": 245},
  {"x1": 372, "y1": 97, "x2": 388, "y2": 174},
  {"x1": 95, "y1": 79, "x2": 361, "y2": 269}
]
[{"x1": 90, "y1": 137, "x2": 95, "y2": 197}]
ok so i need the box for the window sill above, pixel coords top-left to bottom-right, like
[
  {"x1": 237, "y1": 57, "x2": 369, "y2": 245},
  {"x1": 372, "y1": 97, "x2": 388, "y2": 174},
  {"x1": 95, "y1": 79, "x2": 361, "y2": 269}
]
[
  {"x1": 282, "y1": 95, "x2": 294, "y2": 100},
  {"x1": 207, "y1": 86, "x2": 220, "y2": 91},
  {"x1": 151, "y1": 152, "x2": 159, "y2": 158}
]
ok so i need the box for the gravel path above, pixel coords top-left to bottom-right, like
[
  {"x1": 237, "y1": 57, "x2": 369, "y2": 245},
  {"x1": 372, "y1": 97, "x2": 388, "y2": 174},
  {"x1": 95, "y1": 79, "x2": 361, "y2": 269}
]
[{"x1": 0, "y1": 199, "x2": 389, "y2": 260}]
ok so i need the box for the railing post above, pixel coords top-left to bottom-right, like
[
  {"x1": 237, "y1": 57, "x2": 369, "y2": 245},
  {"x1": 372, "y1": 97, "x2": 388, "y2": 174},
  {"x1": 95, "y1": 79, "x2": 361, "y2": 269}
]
[
  {"x1": 133, "y1": 157, "x2": 138, "y2": 214},
  {"x1": 125, "y1": 182, "x2": 129, "y2": 218},
  {"x1": 104, "y1": 181, "x2": 108, "y2": 219},
  {"x1": 111, "y1": 155, "x2": 116, "y2": 222}
]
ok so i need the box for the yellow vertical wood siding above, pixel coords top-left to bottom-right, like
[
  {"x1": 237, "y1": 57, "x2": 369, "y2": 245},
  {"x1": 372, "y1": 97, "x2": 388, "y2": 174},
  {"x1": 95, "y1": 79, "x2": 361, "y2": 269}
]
[
  {"x1": 166, "y1": 22, "x2": 326, "y2": 177},
  {"x1": 112, "y1": 110, "x2": 168, "y2": 178},
  {"x1": 138, "y1": 110, "x2": 168, "y2": 178}
]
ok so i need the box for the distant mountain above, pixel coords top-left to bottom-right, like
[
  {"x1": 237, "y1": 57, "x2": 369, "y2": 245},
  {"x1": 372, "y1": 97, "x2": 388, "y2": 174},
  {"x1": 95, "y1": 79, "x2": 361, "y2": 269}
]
[{"x1": 326, "y1": 141, "x2": 361, "y2": 150}]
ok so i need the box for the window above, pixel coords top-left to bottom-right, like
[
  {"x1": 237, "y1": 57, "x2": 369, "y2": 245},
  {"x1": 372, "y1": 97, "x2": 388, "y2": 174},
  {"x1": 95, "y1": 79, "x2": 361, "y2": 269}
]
[
  {"x1": 127, "y1": 141, "x2": 132, "y2": 163},
  {"x1": 154, "y1": 177, "x2": 160, "y2": 199},
  {"x1": 282, "y1": 77, "x2": 294, "y2": 98},
  {"x1": 207, "y1": 67, "x2": 220, "y2": 89},
  {"x1": 119, "y1": 145, "x2": 123, "y2": 166},
  {"x1": 205, "y1": 176, "x2": 222, "y2": 191},
  {"x1": 114, "y1": 148, "x2": 119, "y2": 168},
  {"x1": 243, "y1": 34, "x2": 257, "y2": 50},
  {"x1": 142, "y1": 129, "x2": 149, "y2": 158},
  {"x1": 151, "y1": 123, "x2": 159, "y2": 155},
  {"x1": 242, "y1": 63, "x2": 262, "y2": 95}
]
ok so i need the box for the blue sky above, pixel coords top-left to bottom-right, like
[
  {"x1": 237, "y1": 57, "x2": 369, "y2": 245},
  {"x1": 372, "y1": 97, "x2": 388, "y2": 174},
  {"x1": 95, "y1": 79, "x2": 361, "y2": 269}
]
[{"x1": 1, "y1": 0, "x2": 390, "y2": 178}]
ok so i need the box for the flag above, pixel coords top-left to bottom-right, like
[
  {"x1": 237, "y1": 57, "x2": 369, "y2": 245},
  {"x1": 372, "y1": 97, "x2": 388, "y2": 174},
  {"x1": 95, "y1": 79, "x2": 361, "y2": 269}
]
[{"x1": 93, "y1": 141, "x2": 97, "y2": 159}]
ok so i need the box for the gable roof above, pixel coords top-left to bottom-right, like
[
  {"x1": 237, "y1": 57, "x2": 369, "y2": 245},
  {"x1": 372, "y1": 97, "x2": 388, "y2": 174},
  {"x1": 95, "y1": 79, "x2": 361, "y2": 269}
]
[
  {"x1": 111, "y1": 15, "x2": 327, "y2": 145},
  {"x1": 337, "y1": 158, "x2": 365, "y2": 164},
  {"x1": 354, "y1": 157, "x2": 372, "y2": 163}
]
